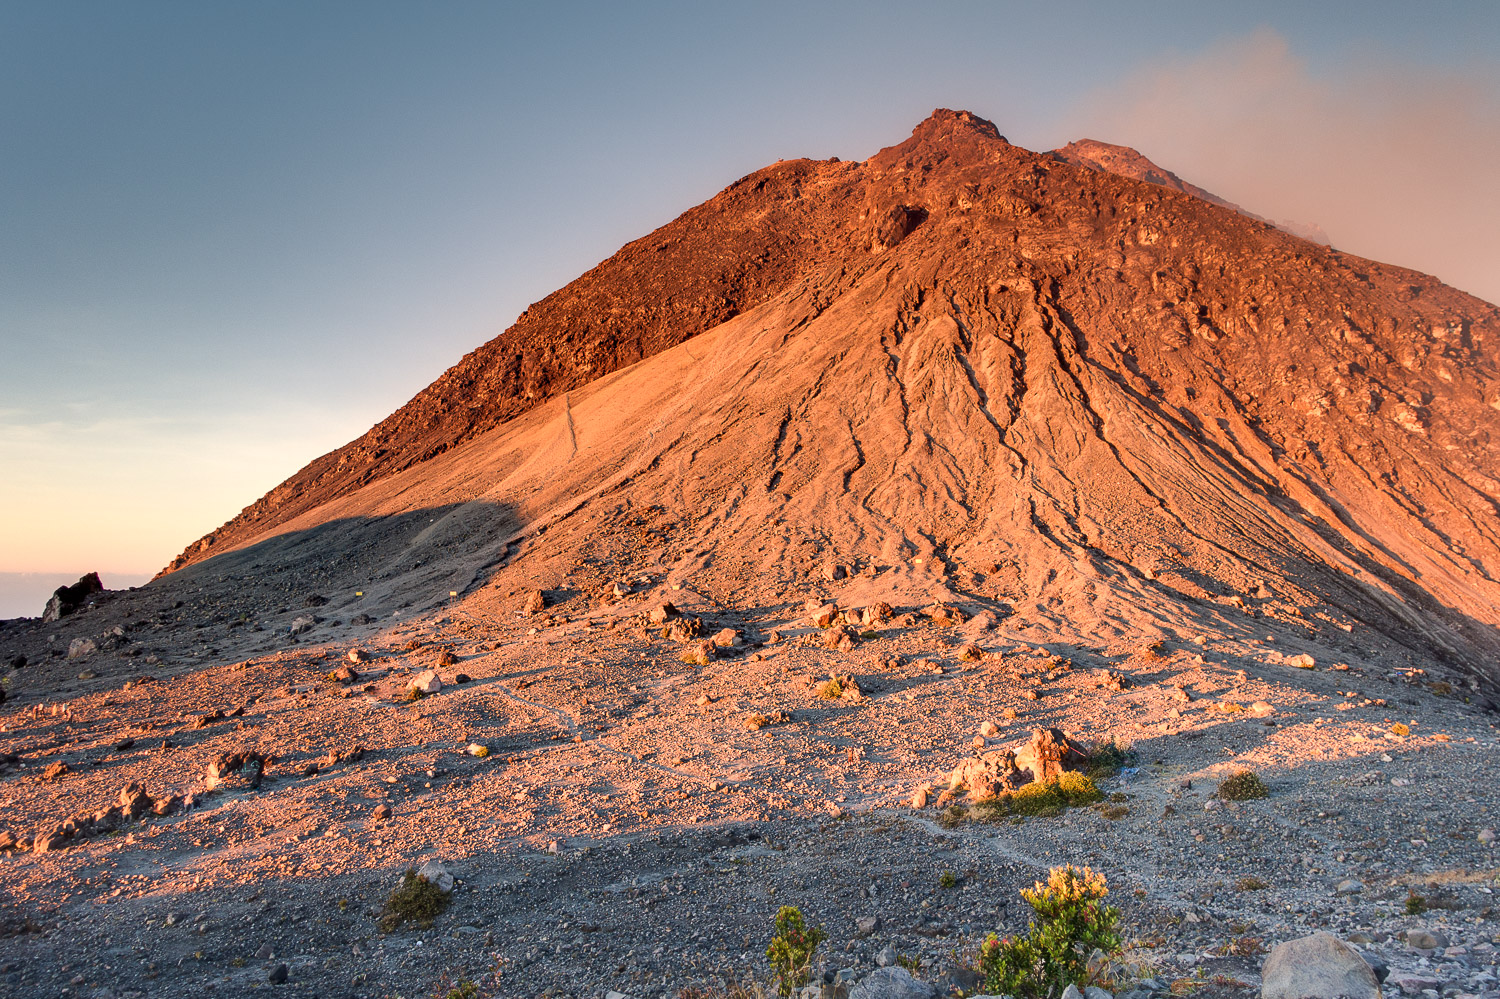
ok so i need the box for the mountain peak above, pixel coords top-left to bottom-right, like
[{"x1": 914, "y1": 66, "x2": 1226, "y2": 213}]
[{"x1": 911, "y1": 108, "x2": 1005, "y2": 143}]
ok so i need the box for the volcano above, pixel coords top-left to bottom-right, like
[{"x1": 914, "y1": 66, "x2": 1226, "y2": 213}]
[
  {"x1": 9, "y1": 109, "x2": 1500, "y2": 998},
  {"x1": 160, "y1": 109, "x2": 1500, "y2": 693}
]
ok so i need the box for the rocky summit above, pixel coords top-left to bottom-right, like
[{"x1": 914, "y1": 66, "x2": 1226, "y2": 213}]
[{"x1": 3, "y1": 110, "x2": 1500, "y2": 999}]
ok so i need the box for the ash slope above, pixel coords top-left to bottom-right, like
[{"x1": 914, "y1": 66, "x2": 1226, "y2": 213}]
[{"x1": 165, "y1": 109, "x2": 1500, "y2": 692}]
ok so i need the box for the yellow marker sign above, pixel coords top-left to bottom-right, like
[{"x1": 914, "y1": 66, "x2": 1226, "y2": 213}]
[
  {"x1": 355, "y1": 591, "x2": 363, "y2": 597},
  {"x1": 449, "y1": 591, "x2": 458, "y2": 597}
]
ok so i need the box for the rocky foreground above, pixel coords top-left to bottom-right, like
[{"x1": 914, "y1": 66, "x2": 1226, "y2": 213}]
[{"x1": 1, "y1": 565, "x2": 1498, "y2": 999}]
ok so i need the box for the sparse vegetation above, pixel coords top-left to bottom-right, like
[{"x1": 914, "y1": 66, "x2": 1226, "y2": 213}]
[
  {"x1": 1086, "y1": 738, "x2": 1135, "y2": 781},
  {"x1": 1391, "y1": 722, "x2": 1410, "y2": 737},
  {"x1": 1405, "y1": 891, "x2": 1428, "y2": 915},
  {"x1": 378, "y1": 869, "x2": 451, "y2": 932},
  {"x1": 1099, "y1": 803, "x2": 1130, "y2": 820},
  {"x1": 975, "y1": 865, "x2": 1121, "y2": 998},
  {"x1": 765, "y1": 906, "x2": 826, "y2": 998},
  {"x1": 400, "y1": 687, "x2": 427, "y2": 704},
  {"x1": 1217, "y1": 770, "x2": 1269, "y2": 801},
  {"x1": 939, "y1": 869, "x2": 958, "y2": 889},
  {"x1": 1235, "y1": 875, "x2": 1269, "y2": 892},
  {"x1": 815, "y1": 677, "x2": 845, "y2": 700}
]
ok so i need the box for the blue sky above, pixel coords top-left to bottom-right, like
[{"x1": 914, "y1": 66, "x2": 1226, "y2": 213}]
[{"x1": 1, "y1": 1, "x2": 1497, "y2": 605}]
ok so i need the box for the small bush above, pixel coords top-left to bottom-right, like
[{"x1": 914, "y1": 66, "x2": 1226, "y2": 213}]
[
  {"x1": 1217, "y1": 770, "x2": 1268, "y2": 801},
  {"x1": 1235, "y1": 875, "x2": 1268, "y2": 892},
  {"x1": 969, "y1": 773, "x2": 1104, "y2": 823},
  {"x1": 766, "y1": 906, "x2": 826, "y2": 998},
  {"x1": 976, "y1": 865, "x2": 1121, "y2": 998},
  {"x1": 1086, "y1": 738, "x2": 1135, "y2": 781},
  {"x1": 1390, "y1": 722, "x2": 1410, "y2": 737},
  {"x1": 1099, "y1": 803, "x2": 1130, "y2": 821},
  {"x1": 378, "y1": 869, "x2": 450, "y2": 932},
  {"x1": 939, "y1": 870, "x2": 958, "y2": 889},
  {"x1": 816, "y1": 678, "x2": 844, "y2": 700},
  {"x1": 1405, "y1": 892, "x2": 1427, "y2": 915}
]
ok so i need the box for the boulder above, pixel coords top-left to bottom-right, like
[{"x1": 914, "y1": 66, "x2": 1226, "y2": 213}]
[
  {"x1": 67, "y1": 638, "x2": 97, "y2": 659},
  {"x1": 808, "y1": 603, "x2": 840, "y2": 628},
  {"x1": 522, "y1": 590, "x2": 547, "y2": 616},
  {"x1": 850, "y1": 966, "x2": 938, "y2": 999},
  {"x1": 409, "y1": 670, "x2": 442, "y2": 694},
  {"x1": 1013, "y1": 727, "x2": 1086, "y2": 783},
  {"x1": 42, "y1": 572, "x2": 103, "y2": 622},
  {"x1": 1261, "y1": 932, "x2": 1379, "y2": 999},
  {"x1": 647, "y1": 602, "x2": 677, "y2": 624},
  {"x1": 712, "y1": 628, "x2": 740, "y2": 648}
]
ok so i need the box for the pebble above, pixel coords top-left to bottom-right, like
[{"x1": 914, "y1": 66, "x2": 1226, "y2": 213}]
[{"x1": 268, "y1": 963, "x2": 288, "y2": 984}]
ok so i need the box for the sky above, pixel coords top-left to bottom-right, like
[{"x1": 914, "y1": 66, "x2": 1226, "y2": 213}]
[{"x1": 1, "y1": 1, "x2": 1498, "y2": 614}]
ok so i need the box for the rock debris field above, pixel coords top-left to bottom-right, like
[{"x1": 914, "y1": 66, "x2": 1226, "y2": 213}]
[{"x1": 2, "y1": 562, "x2": 1498, "y2": 999}]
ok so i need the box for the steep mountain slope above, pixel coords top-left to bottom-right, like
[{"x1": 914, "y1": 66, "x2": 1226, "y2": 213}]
[{"x1": 161, "y1": 110, "x2": 1500, "y2": 691}]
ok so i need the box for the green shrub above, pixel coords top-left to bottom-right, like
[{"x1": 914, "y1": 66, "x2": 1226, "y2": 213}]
[
  {"x1": 377, "y1": 869, "x2": 450, "y2": 932},
  {"x1": 973, "y1": 772, "x2": 1104, "y2": 821},
  {"x1": 939, "y1": 870, "x2": 958, "y2": 889},
  {"x1": 766, "y1": 906, "x2": 826, "y2": 998},
  {"x1": 976, "y1": 865, "x2": 1121, "y2": 998},
  {"x1": 1086, "y1": 738, "x2": 1135, "y2": 782},
  {"x1": 1235, "y1": 875, "x2": 1268, "y2": 892},
  {"x1": 1405, "y1": 892, "x2": 1427, "y2": 915},
  {"x1": 1217, "y1": 770, "x2": 1269, "y2": 801},
  {"x1": 816, "y1": 678, "x2": 844, "y2": 700}
]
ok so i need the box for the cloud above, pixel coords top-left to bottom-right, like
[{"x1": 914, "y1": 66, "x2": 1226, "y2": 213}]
[{"x1": 1064, "y1": 28, "x2": 1500, "y2": 307}]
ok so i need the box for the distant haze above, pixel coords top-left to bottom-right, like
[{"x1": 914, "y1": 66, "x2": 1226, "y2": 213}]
[
  {"x1": 1066, "y1": 29, "x2": 1500, "y2": 307},
  {"x1": 0, "y1": 572, "x2": 153, "y2": 622}
]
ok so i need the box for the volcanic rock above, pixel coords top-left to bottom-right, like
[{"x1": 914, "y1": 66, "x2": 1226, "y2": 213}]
[{"x1": 42, "y1": 572, "x2": 103, "y2": 622}]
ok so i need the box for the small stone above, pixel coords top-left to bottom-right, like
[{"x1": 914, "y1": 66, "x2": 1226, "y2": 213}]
[
  {"x1": 288, "y1": 615, "x2": 317, "y2": 636},
  {"x1": 875, "y1": 944, "x2": 897, "y2": 967},
  {"x1": 1062, "y1": 986, "x2": 1085, "y2": 999},
  {"x1": 1085, "y1": 988, "x2": 1114, "y2": 999},
  {"x1": 712, "y1": 628, "x2": 740, "y2": 648},
  {"x1": 348, "y1": 648, "x2": 369, "y2": 663},
  {"x1": 371, "y1": 804, "x2": 392, "y2": 821},
  {"x1": 1479, "y1": 828, "x2": 1495, "y2": 844},
  {"x1": 1405, "y1": 929, "x2": 1448, "y2": 951},
  {"x1": 824, "y1": 562, "x2": 849, "y2": 581},
  {"x1": 255, "y1": 944, "x2": 273, "y2": 960},
  {"x1": 415, "y1": 859, "x2": 454, "y2": 893},
  {"x1": 67, "y1": 638, "x2": 97, "y2": 659},
  {"x1": 1289, "y1": 653, "x2": 1317, "y2": 669},
  {"x1": 350, "y1": 613, "x2": 374, "y2": 625},
  {"x1": 910, "y1": 786, "x2": 929, "y2": 809},
  {"x1": 436, "y1": 649, "x2": 457, "y2": 667},
  {"x1": 522, "y1": 590, "x2": 546, "y2": 616},
  {"x1": 855, "y1": 915, "x2": 881, "y2": 938},
  {"x1": 409, "y1": 670, "x2": 441, "y2": 694},
  {"x1": 1261, "y1": 931, "x2": 1379, "y2": 999},
  {"x1": 454, "y1": 673, "x2": 471, "y2": 684},
  {"x1": 647, "y1": 602, "x2": 677, "y2": 625},
  {"x1": 1335, "y1": 878, "x2": 1365, "y2": 895},
  {"x1": 958, "y1": 643, "x2": 984, "y2": 662},
  {"x1": 268, "y1": 963, "x2": 288, "y2": 984},
  {"x1": 850, "y1": 967, "x2": 938, "y2": 999},
  {"x1": 979, "y1": 721, "x2": 999, "y2": 737},
  {"x1": 466, "y1": 743, "x2": 489, "y2": 758}
]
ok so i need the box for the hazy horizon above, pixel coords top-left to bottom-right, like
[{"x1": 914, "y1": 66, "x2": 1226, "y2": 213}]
[
  {"x1": 0, "y1": 571, "x2": 155, "y2": 622},
  {"x1": 3, "y1": 2, "x2": 1496, "y2": 579}
]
